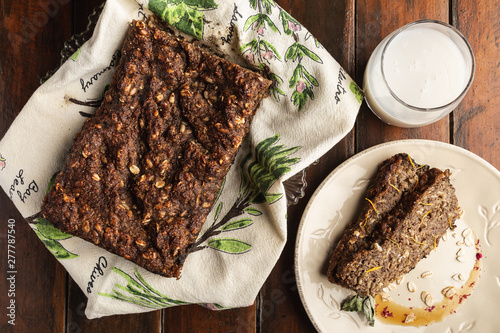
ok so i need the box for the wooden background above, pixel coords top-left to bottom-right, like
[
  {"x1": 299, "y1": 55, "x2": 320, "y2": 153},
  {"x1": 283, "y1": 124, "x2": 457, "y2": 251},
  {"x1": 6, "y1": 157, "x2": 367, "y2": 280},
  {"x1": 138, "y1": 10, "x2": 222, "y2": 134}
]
[{"x1": 1, "y1": 0, "x2": 499, "y2": 332}]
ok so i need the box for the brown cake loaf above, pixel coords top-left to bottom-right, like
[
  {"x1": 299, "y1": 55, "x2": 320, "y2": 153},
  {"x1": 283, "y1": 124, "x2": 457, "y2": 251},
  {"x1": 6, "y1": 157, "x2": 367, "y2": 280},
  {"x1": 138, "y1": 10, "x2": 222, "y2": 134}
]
[
  {"x1": 41, "y1": 16, "x2": 271, "y2": 278},
  {"x1": 327, "y1": 153, "x2": 428, "y2": 279},
  {"x1": 329, "y1": 166, "x2": 460, "y2": 297}
]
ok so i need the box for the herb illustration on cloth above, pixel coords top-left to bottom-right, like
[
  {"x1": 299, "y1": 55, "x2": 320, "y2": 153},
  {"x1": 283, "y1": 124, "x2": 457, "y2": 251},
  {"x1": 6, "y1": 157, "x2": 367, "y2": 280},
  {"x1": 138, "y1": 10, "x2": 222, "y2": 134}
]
[
  {"x1": 240, "y1": 0, "x2": 323, "y2": 111},
  {"x1": 100, "y1": 266, "x2": 227, "y2": 309},
  {"x1": 100, "y1": 267, "x2": 189, "y2": 308},
  {"x1": 0, "y1": 154, "x2": 6, "y2": 171},
  {"x1": 147, "y1": 0, "x2": 218, "y2": 39},
  {"x1": 189, "y1": 134, "x2": 300, "y2": 254},
  {"x1": 33, "y1": 217, "x2": 79, "y2": 260},
  {"x1": 30, "y1": 174, "x2": 78, "y2": 260}
]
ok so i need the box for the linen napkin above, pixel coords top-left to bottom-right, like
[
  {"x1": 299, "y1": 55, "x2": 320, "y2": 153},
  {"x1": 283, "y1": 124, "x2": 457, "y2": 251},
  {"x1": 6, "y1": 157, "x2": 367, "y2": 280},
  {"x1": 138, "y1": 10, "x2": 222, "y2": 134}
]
[{"x1": 0, "y1": 0, "x2": 362, "y2": 318}]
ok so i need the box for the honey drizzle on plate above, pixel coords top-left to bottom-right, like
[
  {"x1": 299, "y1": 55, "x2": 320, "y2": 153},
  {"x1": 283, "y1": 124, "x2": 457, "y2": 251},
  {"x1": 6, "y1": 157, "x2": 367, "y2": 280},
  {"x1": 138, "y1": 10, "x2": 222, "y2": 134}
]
[{"x1": 374, "y1": 243, "x2": 482, "y2": 327}]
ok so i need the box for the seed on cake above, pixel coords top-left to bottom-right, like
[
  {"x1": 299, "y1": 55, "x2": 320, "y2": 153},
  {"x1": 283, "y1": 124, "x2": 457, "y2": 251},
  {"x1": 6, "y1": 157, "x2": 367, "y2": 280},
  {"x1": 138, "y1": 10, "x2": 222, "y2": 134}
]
[
  {"x1": 407, "y1": 281, "x2": 417, "y2": 293},
  {"x1": 135, "y1": 239, "x2": 147, "y2": 249},
  {"x1": 82, "y1": 221, "x2": 90, "y2": 233},
  {"x1": 129, "y1": 165, "x2": 140, "y2": 174}
]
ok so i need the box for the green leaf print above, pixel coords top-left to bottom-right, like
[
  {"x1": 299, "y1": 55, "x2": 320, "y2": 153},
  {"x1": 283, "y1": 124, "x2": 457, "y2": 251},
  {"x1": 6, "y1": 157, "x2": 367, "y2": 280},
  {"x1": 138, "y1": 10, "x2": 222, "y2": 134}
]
[
  {"x1": 249, "y1": 0, "x2": 276, "y2": 14},
  {"x1": 0, "y1": 155, "x2": 5, "y2": 170},
  {"x1": 189, "y1": 135, "x2": 300, "y2": 255},
  {"x1": 267, "y1": 72, "x2": 286, "y2": 101},
  {"x1": 70, "y1": 46, "x2": 83, "y2": 61},
  {"x1": 241, "y1": 39, "x2": 281, "y2": 65},
  {"x1": 33, "y1": 218, "x2": 78, "y2": 259},
  {"x1": 240, "y1": 39, "x2": 259, "y2": 53},
  {"x1": 350, "y1": 81, "x2": 364, "y2": 104},
  {"x1": 208, "y1": 238, "x2": 252, "y2": 254},
  {"x1": 288, "y1": 63, "x2": 319, "y2": 111},
  {"x1": 35, "y1": 229, "x2": 78, "y2": 259},
  {"x1": 285, "y1": 43, "x2": 299, "y2": 62},
  {"x1": 243, "y1": 14, "x2": 280, "y2": 35},
  {"x1": 241, "y1": 134, "x2": 301, "y2": 204},
  {"x1": 259, "y1": 40, "x2": 281, "y2": 60},
  {"x1": 243, "y1": 207, "x2": 262, "y2": 216},
  {"x1": 279, "y1": 9, "x2": 301, "y2": 36},
  {"x1": 262, "y1": 15, "x2": 279, "y2": 33},
  {"x1": 174, "y1": 4, "x2": 204, "y2": 38},
  {"x1": 221, "y1": 218, "x2": 253, "y2": 231},
  {"x1": 243, "y1": 14, "x2": 261, "y2": 32},
  {"x1": 289, "y1": 63, "x2": 318, "y2": 88},
  {"x1": 183, "y1": 0, "x2": 217, "y2": 9},
  {"x1": 46, "y1": 171, "x2": 59, "y2": 194},
  {"x1": 291, "y1": 88, "x2": 314, "y2": 111},
  {"x1": 285, "y1": 42, "x2": 323, "y2": 63},
  {"x1": 148, "y1": 0, "x2": 218, "y2": 39},
  {"x1": 213, "y1": 201, "x2": 223, "y2": 222},
  {"x1": 35, "y1": 218, "x2": 72, "y2": 240},
  {"x1": 100, "y1": 267, "x2": 189, "y2": 309}
]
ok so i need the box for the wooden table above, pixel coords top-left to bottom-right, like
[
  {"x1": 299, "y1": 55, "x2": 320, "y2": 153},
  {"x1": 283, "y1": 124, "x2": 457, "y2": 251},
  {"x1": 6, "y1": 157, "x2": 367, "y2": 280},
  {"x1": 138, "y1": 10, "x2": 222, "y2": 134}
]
[{"x1": 1, "y1": 0, "x2": 499, "y2": 332}]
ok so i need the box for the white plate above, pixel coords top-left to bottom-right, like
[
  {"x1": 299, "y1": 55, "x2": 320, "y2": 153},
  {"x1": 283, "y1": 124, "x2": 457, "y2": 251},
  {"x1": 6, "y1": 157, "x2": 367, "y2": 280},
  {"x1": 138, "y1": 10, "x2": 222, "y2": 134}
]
[{"x1": 295, "y1": 140, "x2": 500, "y2": 333}]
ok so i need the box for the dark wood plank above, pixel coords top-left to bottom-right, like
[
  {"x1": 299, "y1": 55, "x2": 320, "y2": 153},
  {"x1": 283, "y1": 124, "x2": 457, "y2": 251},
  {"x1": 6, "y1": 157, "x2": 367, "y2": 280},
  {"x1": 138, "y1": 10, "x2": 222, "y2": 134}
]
[
  {"x1": 0, "y1": 0, "x2": 72, "y2": 139},
  {"x1": 164, "y1": 305, "x2": 256, "y2": 333},
  {"x1": 0, "y1": 191, "x2": 67, "y2": 333},
  {"x1": 0, "y1": 1, "x2": 72, "y2": 332},
  {"x1": 356, "y1": 0, "x2": 451, "y2": 150},
  {"x1": 72, "y1": 0, "x2": 104, "y2": 34},
  {"x1": 452, "y1": 0, "x2": 500, "y2": 170}
]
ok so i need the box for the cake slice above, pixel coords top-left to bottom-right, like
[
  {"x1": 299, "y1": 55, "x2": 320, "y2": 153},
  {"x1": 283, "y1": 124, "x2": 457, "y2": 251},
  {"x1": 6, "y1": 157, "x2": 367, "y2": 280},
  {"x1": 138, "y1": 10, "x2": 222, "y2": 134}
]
[
  {"x1": 327, "y1": 153, "x2": 428, "y2": 280},
  {"x1": 330, "y1": 167, "x2": 460, "y2": 296},
  {"x1": 41, "y1": 16, "x2": 271, "y2": 278}
]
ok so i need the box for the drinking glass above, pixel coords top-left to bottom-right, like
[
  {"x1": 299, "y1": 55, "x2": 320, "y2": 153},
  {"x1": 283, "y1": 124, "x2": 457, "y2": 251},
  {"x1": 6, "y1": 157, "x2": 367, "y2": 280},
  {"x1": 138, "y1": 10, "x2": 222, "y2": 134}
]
[{"x1": 363, "y1": 20, "x2": 475, "y2": 128}]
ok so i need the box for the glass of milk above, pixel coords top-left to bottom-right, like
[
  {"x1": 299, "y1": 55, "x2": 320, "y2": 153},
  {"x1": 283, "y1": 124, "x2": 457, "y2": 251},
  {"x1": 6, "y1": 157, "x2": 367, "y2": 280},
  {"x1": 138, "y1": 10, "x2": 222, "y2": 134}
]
[{"x1": 363, "y1": 20, "x2": 475, "y2": 127}]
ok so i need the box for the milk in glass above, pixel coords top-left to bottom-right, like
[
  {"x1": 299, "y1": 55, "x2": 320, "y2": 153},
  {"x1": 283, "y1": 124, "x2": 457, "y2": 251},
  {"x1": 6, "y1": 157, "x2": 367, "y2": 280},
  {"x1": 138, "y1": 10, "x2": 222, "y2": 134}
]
[{"x1": 363, "y1": 20, "x2": 474, "y2": 127}]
